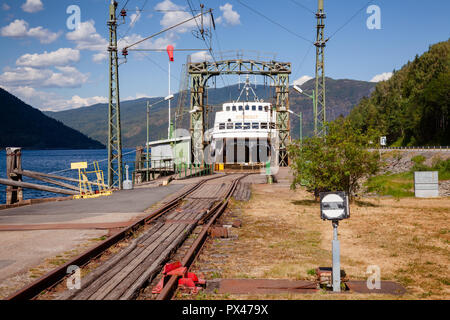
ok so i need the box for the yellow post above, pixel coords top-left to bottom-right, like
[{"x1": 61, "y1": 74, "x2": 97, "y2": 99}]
[{"x1": 71, "y1": 162, "x2": 88, "y2": 196}]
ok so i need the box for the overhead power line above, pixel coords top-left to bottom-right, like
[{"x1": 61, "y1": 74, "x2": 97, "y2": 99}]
[
  {"x1": 287, "y1": 0, "x2": 315, "y2": 15},
  {"x1": 120, "y1": 0, "x2": 131, "y2": 12},
  {"x1": 186, "y1": 0, "x2": 230, "y2": 89},
  {"x1": 119, "y1": 0, "x2": 149, "y2": 41},
  {"x1": 328, "y1": 0, "x2": 377, "y2": 40},
  {"x1": 293, "y1": 42, "x2": 314, "y2": 80},
  {"x1": 234, "y1": 0, "x2": 313, "y2": 45}
]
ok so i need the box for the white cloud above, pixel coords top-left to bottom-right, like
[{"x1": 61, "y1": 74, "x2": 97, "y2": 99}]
[
  {"x1": 2, "y1": 3, "x2": 10, "y2": 11},
  {"x1": 66, "y1": 20, "x2": 137, "y2": 63},
  {"x1": 0, "y1": 85, "x2": 107, "y2": 111},
  {"x1": 27, "y1": 26, "x2": 61, "y2": 43},
  {"x1": 155, "y1": 0, "x2": 200, "y2": 34},
  {"x1": 16, "y1": 48, "x2": 80, "y2": 68},
  {"x1": 217, "y1": 3, "x2": 240, "y2": 26},
  {"x1": 64, "y1": 95, "x2": 108, "y2": 109},
  {"x1": 21, "y1": 0, "x2": 43, "y2": 13},
  {"x1": 190, "y1": 51, "x2": 212, "y2": 63},
  {"x1": 43, "y1": 66, "x2": 89, "y2": 88},
  {"x1": 370, "y1": 72, "x2": 393, "y2": 82},
  {"x1": 0, "y1": 66, "x2": 50, "y2": 86},
  {"x1": 123, "y1": 93, "x2": 151, "y2": 101},
  {"x1": 1, "y1": 19, "x2": 61, "y2": 43},
  {"x1": 66, "y1": 20, "x2": 108, "y2": 51},
  {"x1": 293, "y1": 75, "x2": 313, "y2": 86},
  {"x1": 92, "y1": 52, "x2": 107, "y2": 63},
  {"x1": 1, "y1": 19, "x2": 28, "y2": 36},
  {"x1": 0, "y1": 65, "x2": 89, "y2": 88}
]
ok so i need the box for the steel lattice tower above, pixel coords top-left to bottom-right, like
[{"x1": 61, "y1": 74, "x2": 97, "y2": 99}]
[
  {"x1": 107, "y1": 0, "x2": 123, "y2": 189},
  {"x1": 314, "y1": 0, "x2": 327, "y2": 137},
  {"x1": 187, "y1": 59, "x2": 291, "y2": 167}
]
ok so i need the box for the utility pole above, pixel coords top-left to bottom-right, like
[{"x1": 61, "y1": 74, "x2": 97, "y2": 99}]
[
  {"x1": 146, "y1": 101, "x2": 150, "y2": 181},
  {"x1": 314, "y1": 0, "x2": 327, "y2": 137},
  {"x1": 107, "y1": 0, "x2": 123, "y2": 189}
]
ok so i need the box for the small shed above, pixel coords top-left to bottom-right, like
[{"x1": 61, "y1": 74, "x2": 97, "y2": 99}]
[{"x1": 148, "y1": 136, "x2": 191, "y2": 168}]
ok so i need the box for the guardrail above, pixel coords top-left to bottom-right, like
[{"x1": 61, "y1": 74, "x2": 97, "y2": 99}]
[{"x1": 370, "y1": 146, "x2": 450, "y2": 151}]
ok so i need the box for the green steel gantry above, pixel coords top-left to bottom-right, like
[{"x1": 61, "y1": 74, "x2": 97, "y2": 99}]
[
  {"x1": 107, "y1": 0, "x2": 123, "y2": 189},
  {"x1": 187, "y1": 59, "x2": 291, "y2": 167},
  {"x1": 314, "y1": 0, "x2": 327, "y2": 137}
]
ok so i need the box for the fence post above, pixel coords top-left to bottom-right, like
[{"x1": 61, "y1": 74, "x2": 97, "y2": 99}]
[{"x1": 6, "y1": 147, "x2": 23, "y2": 205}]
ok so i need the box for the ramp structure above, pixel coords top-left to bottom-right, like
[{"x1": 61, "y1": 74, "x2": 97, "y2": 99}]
[{"x1": 187, "y1": 59, "x2": 292, "y2": 167}]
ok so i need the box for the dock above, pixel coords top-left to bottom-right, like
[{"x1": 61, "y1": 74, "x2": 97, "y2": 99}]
[{"x1": 0, "y1": 170, "x2": 267, "y2": 300}]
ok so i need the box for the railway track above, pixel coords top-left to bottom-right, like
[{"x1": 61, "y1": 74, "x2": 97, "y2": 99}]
[{"x1": 7, "y1": 173, "x2": 249, "y2": 300}]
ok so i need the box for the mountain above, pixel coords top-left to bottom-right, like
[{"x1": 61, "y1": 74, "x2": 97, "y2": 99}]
[
  {"x1": 348, "y1": 39, "x2": 450, "y2": 146},
  {"x1": 0, "y1": 87, "x2": 105, "y2": 150},
  {"x1": 45, "y1": 78, "x2": 375, "y2": 148}
]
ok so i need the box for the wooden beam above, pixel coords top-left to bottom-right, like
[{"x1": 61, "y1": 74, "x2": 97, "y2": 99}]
[
  {"x1": 14, "y1": 169, "x2": 108, "y2": 188},
  {"x1": 0, "y1": 178, "x2": 78, "y2": 196},
  {"x1": 14, "y1": 169, "x2": 79, "y2": 183},
  {"x1": 18, "y1": 171, "x2": 79, "y2": 192}
]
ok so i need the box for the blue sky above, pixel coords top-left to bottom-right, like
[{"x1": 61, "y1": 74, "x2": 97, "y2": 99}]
[{"x1": 0, "y1": 0, "x2": 449, "y2": 111}]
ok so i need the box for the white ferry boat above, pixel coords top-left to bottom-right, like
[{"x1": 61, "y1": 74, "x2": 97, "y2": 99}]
[{"x1": 210, "y1": 78, "x2": 278, "y2": 168}]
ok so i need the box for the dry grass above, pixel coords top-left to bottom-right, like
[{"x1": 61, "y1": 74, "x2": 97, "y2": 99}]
[{"x1": 193, "y1": 183, "x2": 449, "y2": 300}]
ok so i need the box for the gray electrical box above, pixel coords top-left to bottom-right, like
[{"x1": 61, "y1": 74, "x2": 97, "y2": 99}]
[{"x1": 414, "y1": 171, "x2": 438, "y2": 198}]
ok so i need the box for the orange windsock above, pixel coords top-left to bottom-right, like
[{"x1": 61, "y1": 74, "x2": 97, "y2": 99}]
[{"x1": 167, "y1": 45, "x2": 174, "y2": 62}]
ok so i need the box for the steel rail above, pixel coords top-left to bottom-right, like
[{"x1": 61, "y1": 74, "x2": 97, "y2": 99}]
[
  {"x1": 6, "y1": 174, "x2": 224, "y2": 300},
  {"x1": 156, "y1": 174, "x2": 249, "y2": 300}
]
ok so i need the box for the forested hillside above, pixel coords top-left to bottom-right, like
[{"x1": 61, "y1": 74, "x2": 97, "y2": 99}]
[
  {"x1": 348, "y1": 39, "x2": 449, "y2": 146},
  {"x1": 45, "y1": 78, "x2": 375, "y2": 147},
  {"x1": 0, "y1": 88, "x2": 105, "y2": 150}
]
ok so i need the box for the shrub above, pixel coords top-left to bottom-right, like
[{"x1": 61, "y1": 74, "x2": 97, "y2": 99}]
[
  {"x1": 411, "y1": 155, "x2": 426, "y2": 165},
  {"x1": 288, "y1": 119, "x2": 381, "y2": 200}
]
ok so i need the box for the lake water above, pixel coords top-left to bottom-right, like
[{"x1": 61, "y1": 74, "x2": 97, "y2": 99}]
[{"x1": 0, "y1": 149, "x2": 137, "y2": 204}]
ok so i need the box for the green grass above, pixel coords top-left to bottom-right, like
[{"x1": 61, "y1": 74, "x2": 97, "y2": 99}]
[
  {"x1": 365, "y1": 172, "x2": 414, "y2": 198},
  {"x1": 366, "y1": 158, "x2": 450, "y2": 198},
  {"x1": 307, "y1": 268, "x2": 316, "y2": 276}
]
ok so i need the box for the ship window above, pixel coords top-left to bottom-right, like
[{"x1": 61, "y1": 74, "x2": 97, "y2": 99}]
[
  {"x1": 261, "y1": 122, "x2": 268, "y2": 129},
  {"x1": 226, "y1": 122, "x2": 233, "y2": 129},
  {"x1": 226, "y1": 106, "x2": 230, "y2": 111},
  {"x1": 252, "y1": 105, "x2": 256, "y2": 111},
  {"x1": 258, "y1": 106, "x2": 263, "y2": 111},
  {"x1": 237, "y1": 105, "x2": 242, "y2": 111},
  {"x1": 264, "y1": 106, "x2": 268, "y2": 112},
  {"x1": 219, "y1": 123, "x2": 225, "y2": 130},
  {"x1": 270, "y1": 122, "x2": 276, "y2": 129},
  {"x1": 245, "y1": 105, "x2": 249, "y2": 111},
  {"x1": 232, "y1": 105, "x2": 236, "y2": 111},
  {"x1": 244, "y1": 122, "x2": 250, "y2": 130},
  {"x1": 252, "y1": 123, "x2": 259, "y2": 129},
  {"x1": 235, "y1": 122, "x2": 242, "y2": 129}
]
